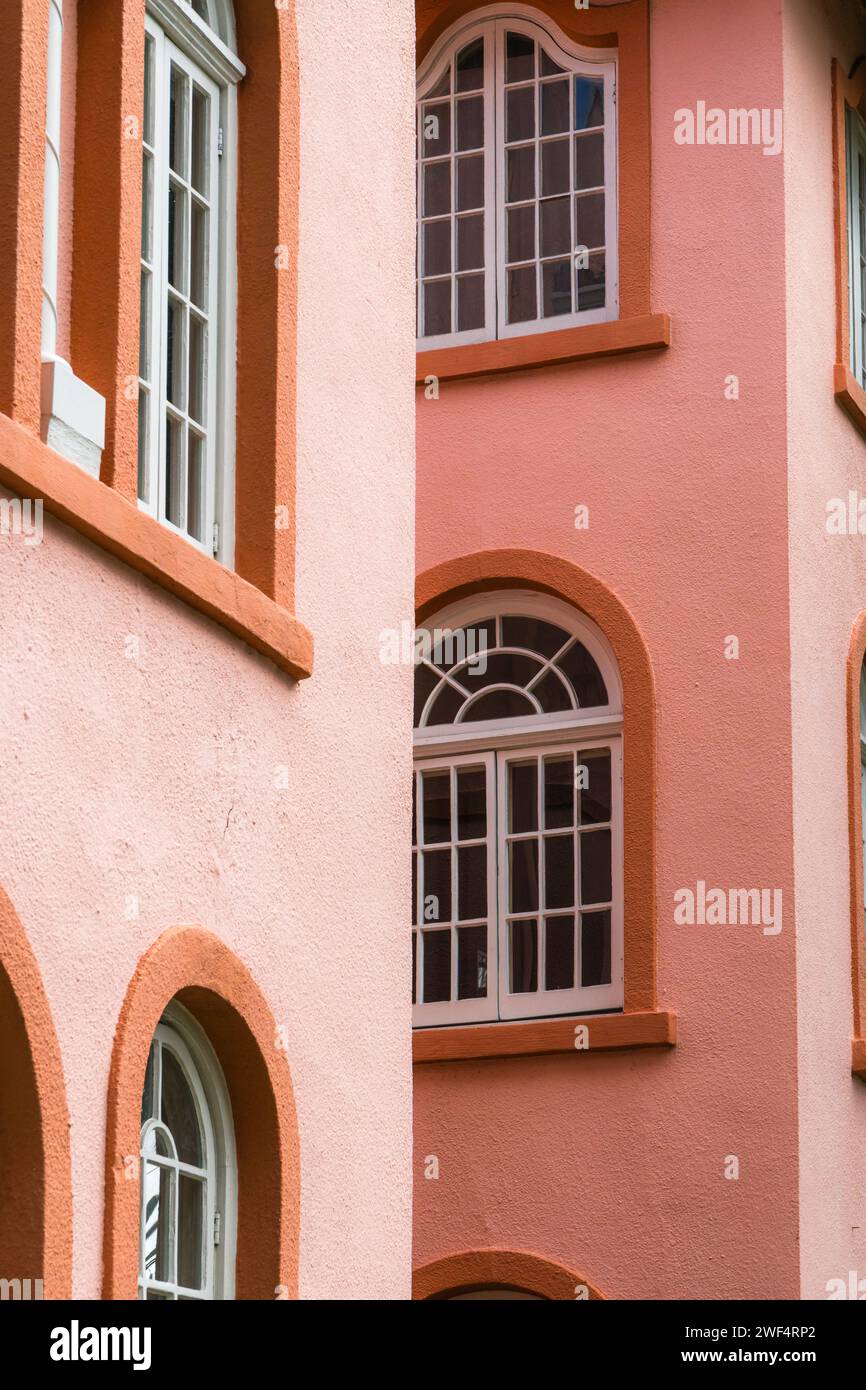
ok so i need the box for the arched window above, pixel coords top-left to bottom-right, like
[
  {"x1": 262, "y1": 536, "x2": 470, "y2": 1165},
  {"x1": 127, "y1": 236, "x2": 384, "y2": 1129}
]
[
  {"x1": 416, "y1": 5, "x2": 617, "y2": 348},
  {"x1": 138, "y1": 0, "x2": 243, "y2": 557},
  {"x1": 412, "y1": 591, "x2": 623, "y2": 1026},
  {"x1": 139, "y1": 1002, "x2": 237, "y2": 1300}
]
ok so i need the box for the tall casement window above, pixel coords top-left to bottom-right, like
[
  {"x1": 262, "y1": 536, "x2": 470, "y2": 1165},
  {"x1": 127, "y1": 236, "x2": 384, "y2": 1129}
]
[
  {"x1": 412, "y1": 592, "x2": 624, "y2": 1027},
  {"x1": 416, "y1": 7, "x2": 617, "y2": 348},
  {"x1": 847, "y1": 106, "x2": 866, "y2": 389},
  {"x1": 139, "y1": 1, "x2": 243, "y2": 558},
  {"x1": 139, "y1": 1004, "x2": 237, "y2": 1300}
]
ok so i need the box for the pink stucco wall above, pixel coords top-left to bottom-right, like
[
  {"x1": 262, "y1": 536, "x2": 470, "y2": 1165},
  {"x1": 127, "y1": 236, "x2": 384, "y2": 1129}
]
[
  {"x1": 783, "y1": 0, "x2": 866, "y2": 1301},
  {"x1": 415, "y1": 0, "x2": 800, "y2": 1298},
  {"x1": 0, "y1": 0, "x2": 416, "y2": 1299}
]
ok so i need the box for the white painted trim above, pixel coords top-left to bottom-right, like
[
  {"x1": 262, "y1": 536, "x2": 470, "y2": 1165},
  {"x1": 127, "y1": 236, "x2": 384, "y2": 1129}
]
[
  {"x1": 41, "y1": 356, "x2": 106, "y2": 476},
  {"x1": 147, "y1": 0, "x2": 245, "y2": 84},
  {"x1": 41, "y1": 0, "x2": 63, "y2": 359}
]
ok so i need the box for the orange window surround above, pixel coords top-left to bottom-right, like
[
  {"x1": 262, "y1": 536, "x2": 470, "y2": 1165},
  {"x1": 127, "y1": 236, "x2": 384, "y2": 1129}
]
[
  {"x1": 833, "y1": 59, "x2": 866, "y2": 442},
  {"x1": 415, "y1": 0, "x2": 669, "y2": 384},
  {"x1": 0, "y1": 0, "x2": 311, "y2": 682},
  {"x1": 412, "y1": 549, "x2": 676, "y2": 1065},
  {"x1": 846, "y1": 616, "x2": 866, "y2": 1081}
]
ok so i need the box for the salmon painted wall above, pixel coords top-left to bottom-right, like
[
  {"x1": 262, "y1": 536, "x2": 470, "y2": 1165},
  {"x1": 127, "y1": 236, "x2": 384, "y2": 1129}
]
[
  {"x1": 0, "y1": 0, "x2": 416, "y2": 1298},
  {"x1": 783, "y1": 0, "x2": 866, "y2": 1301},
  {"x1": 415, "y1": 0, "x2": 800, "y2": 1298}
]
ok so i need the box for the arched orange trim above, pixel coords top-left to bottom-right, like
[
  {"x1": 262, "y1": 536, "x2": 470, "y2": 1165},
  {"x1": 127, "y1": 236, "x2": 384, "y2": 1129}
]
[
  {"x1": 846, "y1": 615, "x2": 866, "y2": 1079},
  {"x1": 0, "y1": 884, "x2": 73, "y2": 1299},
  {"x1": 413, "y1": 1248, "x2": 606, "y2": 1300},
  {"x1": 417, "y1": 548, "x2": 657, "y2": 1013},
  {"x1": 103, "y1": 926, "x2": 300, "y2": 1299}
]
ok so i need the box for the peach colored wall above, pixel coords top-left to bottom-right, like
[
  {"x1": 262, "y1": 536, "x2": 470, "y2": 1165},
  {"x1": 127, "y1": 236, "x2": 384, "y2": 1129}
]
[
  {"x1": 783, "y1": 0, "x2": 866, "y2": 1302},
  {"x1": 415, "y1": 0, "x2": 800, "y2": 1298},
  {"x1": 0, "y1": 0, "x2": 416, "y2": 1299}
]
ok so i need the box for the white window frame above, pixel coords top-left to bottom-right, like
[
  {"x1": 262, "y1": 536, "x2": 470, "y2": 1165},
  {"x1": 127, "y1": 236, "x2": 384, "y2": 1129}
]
[
  {"x1": 139, "y1": 1, "x2": 243, "y2": 564},
  {"x1": 847, "y1": 106, "x2": 866, "y2": 389},
  {"x1": 416, "y1": 3, "x2": 618, "y2": 351},
  {"x1": 138, "y1": 1002, "x2": 237, "y2": 1301},
  {"x1": 413, "y1": 590, "x2": 624, "y2": 1028}
]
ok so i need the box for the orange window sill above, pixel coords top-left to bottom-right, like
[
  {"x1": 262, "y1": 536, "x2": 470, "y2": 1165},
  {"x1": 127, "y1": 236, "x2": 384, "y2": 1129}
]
[
  {"x1": 853, "y1": 1038, "x2": 866, "y2": 1081},
  {"x1": 0, "y1": 412, "x2": 313, "y2": 681},
  {"x1": 834, "y1": 362, "x2": 866, "y2": 440},
  {"x1": 412, "y1": 1008, "x2": 677, "y2": 1064},
  {"x1": 416, "y1": 313, "x2": 671, "y2": 386}
]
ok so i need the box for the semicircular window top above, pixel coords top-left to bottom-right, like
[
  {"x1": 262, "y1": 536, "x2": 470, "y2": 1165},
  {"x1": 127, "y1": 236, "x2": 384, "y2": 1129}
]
[
  {"x1": 416, "y1": 7, "x2": 617, "y2": 349},
  {"x1": 139, "y1": 1004, "x2": 237, "y2": 1301},
  {"x1": 412, "y1": 592, "x2": 623, "y2": 1028}
]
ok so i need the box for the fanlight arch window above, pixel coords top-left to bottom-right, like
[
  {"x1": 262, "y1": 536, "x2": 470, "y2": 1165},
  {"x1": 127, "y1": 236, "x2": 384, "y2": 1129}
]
[
  {"x1": 139, "y1": 1003, "x2": 237, "y2": 1300},
  {"x1": 138, "y1": 1, "x2": 244, "y2": 558},
  {"x1": 412, "y1": 592, "x2": 624, "y2": 1026},
  {"x1": 416, "y1": 4, "x2": 618, "y2": 348}
]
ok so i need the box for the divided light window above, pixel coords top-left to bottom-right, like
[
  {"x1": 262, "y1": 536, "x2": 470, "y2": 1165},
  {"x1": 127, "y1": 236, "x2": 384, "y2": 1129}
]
[
  {"x1": 416, "y1": 12, "x2": 617, "y2": 349},
  {"x1": 139, "y1": 13, "x2": 224, "y2": 553},
  {"x1": 412, "y1": 597, "x2": 624, "y2": 1027},
  {"x1": 847, "y1": 108, "x2": 866, "y2": 389}
]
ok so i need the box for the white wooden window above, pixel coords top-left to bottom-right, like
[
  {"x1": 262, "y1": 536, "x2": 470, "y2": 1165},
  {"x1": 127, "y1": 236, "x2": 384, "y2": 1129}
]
[
  {"x1": 413, "y1": 592, "x2": 624, "y2": 1026},
  {"x1": 416, "y1": 4, "x2": 617, "y2": 349},
  {"x1": 138, "y1": 1, "x2": 243, "y2": 560},
  {"x1": 138, "y1": 1003, "x2": 237, "y2": 1301},
  {"x1": 847, "y1": 107, "x2": 866, "y2": 389}
]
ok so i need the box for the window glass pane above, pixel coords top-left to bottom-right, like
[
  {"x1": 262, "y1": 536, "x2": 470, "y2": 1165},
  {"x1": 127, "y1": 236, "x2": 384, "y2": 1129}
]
[
  {"x1": 541, "y1": 138, "x2": 570, "y2": 197},
  {"x1": 540, "y1": 196, "x2": 570, "y2": 257},
  {"x1": 143, "y1": 34, "x2": 155, "y2": 146},
  {"x1": 137, "y1": 390, "x2": 150, "y2": 504},
  {"x1": 456, "y1": 96, "x2": 483, "y2": 152},
  {"x1": 457, "y1": 926, "x2": 487, "y2": 998},
  {"x1": 544, "y1": 759, "x2": 574, "y2": 829},
  {"x1": 424, "y1": 161, "x2": 451, "y2": 217},
  {"x1": 422, "y1": 772, "x2": 450, "y2": 844},
  {"x1": 141, "y1": 1042, "x2": 157, "y2": 1126},
  {"x1": 166, "y1": 297, "x2": 186, "y2": 409},
  {"x1": 190, "y1": 200, "x2": 209, "y2": 310},
  {"x1": 501, "y1": 617, "x2": 569, "y2": 658},
  {"x1": 422, "y1": 102, "x2": 451, "y2": 157},
  {"x1": 412, "y1": 930, "x2": 417, "y2": 1003},
  {"x1": 506, "y1": 32, "x2": 535, "y2": 84},
  {"x1": 509, "y1": 761, "x2": 537, "y2": 832},
  {"x1": 541, "y1": 80, "x2": 569, "y2": 136},
  {"x1": 542, "y1": 259, "x2": 572, "y2": 318},
  {"x1": 580, "y1": 829, "x2": 612, "y2": 906},
  {"x1": 178, "y1": 1174, "x2": 205, "y2": 1291},
  {"x1": 424, "y1": 220, "x2": 451, "y2": 277},
  {"x1": 534, "y1": 670, "x2": 573, "y2": 712},
  {"x1": 457, "y1": 766, "x2": 486, "y2": 840},
  {"x1": 457, "y1": 214, "x2": 484, "y2": 272},
  {"x1": 142, "y1": 151, "x2": 154, "y2": 264},
  {"x1": 510, "y1": 839, "x2": 539, "y2": 913},
  {"x1": 575, "y1": 131, "x2": 604, "y2": 190},
  {"x1": 509, "y1": 919, "x2": 538, "y2": 993},
  {"x1": 141, "y1": 1163, "x2": 173, "y2": 1285},
  {"x1": 506, "y1": 86, "x2": 534, "y2": 143},
  {"x1": 457, "y1": 844, "x2": 487, "y2": 920},
  {"x1": 168, "y1": 182, "x2": 187, "y2": 293},
  {"x1": 456, "y1": 37, "x2": 484, "y2": 93},
  {"x1": 463, "y1": 689, "x2": 535, "y2": 721},
  {"x1": 456, "y1": 155, "x2": 483, "y2": 212},
  {"x1": 191, "y1": 86, "x2": 210, "y2": 197},
  {"x1": 581, "y1": 910, "x2": 611, "y2": 986},
  {"x1": 578, "y1": 250, "x2": 606, "y2": 310},
  {"x1": 545, "y1": 915, "x2": 575, "y2": 990},
  {"x1": 414, "y1": 663, "x2": 440, "y2": 726},
  {"x1": 188, "y1": 314, "x2": 206, "y2": 425},
  {"x1": 161, "y1": 1046, "x2": 203, "y2": 1167},
  {"x1": 575, "y1": 191, "x2": 605, "y2": 250},
  {"x1": 507, "y1": 264, "x2": 536, "y2": 324},
  {"x1": 139, "y1": 270, "x2": 151, "y2": 380},
  {"x1": 423, "y1": 279, "x2": 451, "y2": 336},
  {"x1": 556, "y1": 641, "x2": 608, "y2": 706},
  {"x1": 187, "y1": 432, "x2": 205, "y2": 543},
  {"x1": 422, "y1": 930, "x2": 451, "y2": 1003},
  {"x1": 165, "y1": 414, "x2": 185, "y2": 528},
  {"x1": 461, "y1": 651, "x2": 541, "y2": 690},
  {"x1": 580, "y1": 750, "x2": 611, "y2": 825},
  {"x1": 545, "y1": 834, "x2": 574, "y2": 910},
  {"x1": 507, "y1": 205, "x2": 535, "y2": 264},
  {"x1": 427, "y1": 67, "x2": 451, "y2": 100},
  {"x1": 575, "y1": 76, "x2": 604, "y2": 129},
  {"x1": 541, "y1": 49, "x2": 565, "y2": 77},
  {"x1": 169, "y1": 66, "x2": 189, "y2": 176},
  {"x1": 458, "y1": 274, "x2": 485, "y2": 331},
  {"x1": 507, "y1": 145, "x2": 535, "y2": 203},
  {"x1": 423, "y1": 849, "x2": 452, "y2": 923}
]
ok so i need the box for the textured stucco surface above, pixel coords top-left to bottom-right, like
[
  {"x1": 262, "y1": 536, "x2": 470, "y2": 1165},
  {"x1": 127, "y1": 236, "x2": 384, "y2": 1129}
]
[
  {"x1": 783, "y1": 0, "x2": 866, "y2": 1301},
  {"x1": 0, "y1": 0, "x2": 416, "y2": 1299},
  {"x1": 415, "y1": 0, "x2": 800, "y2": 1299}
]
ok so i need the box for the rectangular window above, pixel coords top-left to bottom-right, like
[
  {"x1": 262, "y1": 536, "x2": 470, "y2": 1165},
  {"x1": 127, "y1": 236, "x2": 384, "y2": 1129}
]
[
  {"x1": 847, "y1": 107, "x2": 866, "y2": 389},
  {"x1": 412, "y1": 740, "x2": 623, "y2": 1026},
  {"x1": 139, "y1": 18, "x2": 222, "y2": 553}
]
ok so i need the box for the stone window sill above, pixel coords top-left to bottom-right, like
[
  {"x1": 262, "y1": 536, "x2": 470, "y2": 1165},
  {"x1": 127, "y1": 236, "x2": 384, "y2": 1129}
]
[{"x1": 413, "y1": 1008, "x2": 676, "y2": 1064}]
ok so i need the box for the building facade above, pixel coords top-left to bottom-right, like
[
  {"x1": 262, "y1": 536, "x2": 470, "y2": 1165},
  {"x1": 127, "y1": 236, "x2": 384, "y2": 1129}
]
[
  {"x1": 413, "y1": 0, "x2": 866, "y2": 1301},
  {"x1": 0, "y1": 0, "x2": 415, "y2": 1299}
]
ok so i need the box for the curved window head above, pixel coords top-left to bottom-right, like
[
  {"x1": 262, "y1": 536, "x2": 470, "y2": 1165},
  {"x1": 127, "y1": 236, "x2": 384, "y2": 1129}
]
[
  {"x1": 416, "y1": 5, "x2": 617, "y2": 348},
  {"x1": 138, "y1": 1003, "x2": 236, "y2": 1300},
  {"x1": 187, "y1": 0, "x2": 237, "y2": 49},
  {"x1": 412, "y1": 591, "x2": 623, "y2": 1026}
]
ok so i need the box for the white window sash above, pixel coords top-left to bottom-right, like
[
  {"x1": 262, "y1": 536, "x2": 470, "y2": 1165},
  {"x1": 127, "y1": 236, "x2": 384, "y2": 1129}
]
[
  {"x1": 416, "y1": 10, "x2": 618, "y2": 351},
  {"x1": 413, "y1": 735, "x2": 624, "y2": 1027}
]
